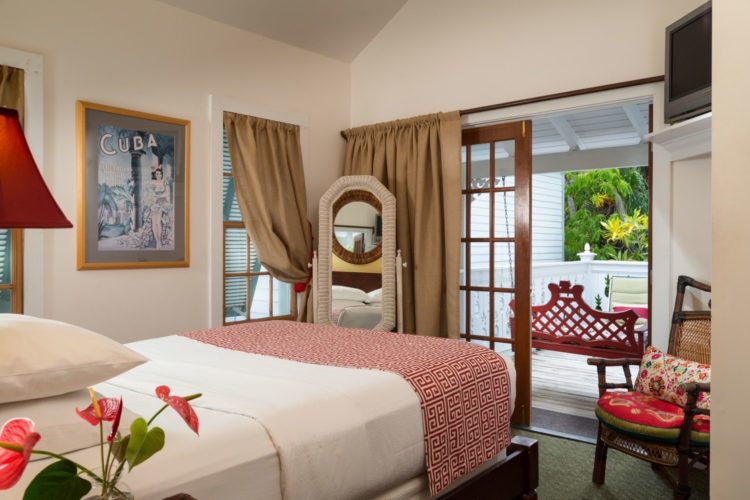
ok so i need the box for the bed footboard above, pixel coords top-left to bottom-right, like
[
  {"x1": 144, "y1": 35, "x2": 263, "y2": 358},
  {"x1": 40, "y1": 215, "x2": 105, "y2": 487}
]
[{"x1": 440, "y1": 436, "x2": 539, "y2": 500}]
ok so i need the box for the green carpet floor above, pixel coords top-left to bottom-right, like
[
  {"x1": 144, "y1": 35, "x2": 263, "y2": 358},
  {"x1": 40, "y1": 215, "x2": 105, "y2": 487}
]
[{"x1": 514, "y1": 429, "x2": 709, "y2": 499}]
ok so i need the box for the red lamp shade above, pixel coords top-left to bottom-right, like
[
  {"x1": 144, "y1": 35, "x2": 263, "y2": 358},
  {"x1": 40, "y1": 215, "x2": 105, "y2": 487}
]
[{"x1": 0, "y1": 107, "x2": 72, "y2": 228}]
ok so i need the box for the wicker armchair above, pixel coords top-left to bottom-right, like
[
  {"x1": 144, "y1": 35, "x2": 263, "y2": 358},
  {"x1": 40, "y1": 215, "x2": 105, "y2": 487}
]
[{"x1": 587, "y1": 275, "x2": 711, "y2": 499}]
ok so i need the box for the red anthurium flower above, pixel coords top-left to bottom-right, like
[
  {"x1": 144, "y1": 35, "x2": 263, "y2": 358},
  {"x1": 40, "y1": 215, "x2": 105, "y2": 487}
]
[
  {"x1": 156, "y1": 386, "x2": 199, "y2": 435},
  {"x1": 0, "y1": 418, "x2": 41, "y2": 489},
  {"x1": 107, "y1": 398, "x2": 124, "y2": 442},
  {"x1": 76, "y1": 391, "x2": 121, "y2": 426}
]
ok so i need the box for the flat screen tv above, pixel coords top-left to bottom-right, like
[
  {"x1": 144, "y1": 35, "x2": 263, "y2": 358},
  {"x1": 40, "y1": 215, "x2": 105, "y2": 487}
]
[{"x1": 665, "y1": 1, "x2": 712, "y2": 124}]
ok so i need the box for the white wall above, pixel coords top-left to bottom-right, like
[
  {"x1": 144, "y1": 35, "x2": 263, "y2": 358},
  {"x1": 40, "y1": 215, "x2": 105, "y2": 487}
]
[
  {"x1": 0, "y1": 0, "x2": 349, "y2": 342},
  {"x1": 351, "y1": 0, "x2": 706, "y2": 126},
  {"x1": 531, "y1": 173, "x2": 563, "y2": 262},
  {"x1": 712, "y1": 0, "x2": 750, "y2": 495},
  {"x1": 335, "y1": 201, "x2": 378, "y2": 227},
  {"x1": 671, "y1": 157, "x2": 712, "y2": 310}
]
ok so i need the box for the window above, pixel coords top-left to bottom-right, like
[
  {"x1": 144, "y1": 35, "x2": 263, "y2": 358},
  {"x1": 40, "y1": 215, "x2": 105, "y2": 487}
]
[
  {"x1": 0, "y1": 229, "x2": 23, "y2": 313},
  {"x1": 222, "y1": 130, "x2": 293, "y2": 324},
  {"x1": 0, "y1": 56, "x2": 28, "y2": 315}
]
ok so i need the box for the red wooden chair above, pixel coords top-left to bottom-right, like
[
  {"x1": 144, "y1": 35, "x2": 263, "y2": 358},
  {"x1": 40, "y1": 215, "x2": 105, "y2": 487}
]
[{"x1": 510, "y1": 281, "x2": 645, "y2": 359}]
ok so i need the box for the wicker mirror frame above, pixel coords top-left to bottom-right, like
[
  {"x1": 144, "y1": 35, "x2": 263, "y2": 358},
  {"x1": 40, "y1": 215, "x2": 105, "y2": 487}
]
[
  {"x1": 332, "y1": 189, "x2": 383, "y2": 265},
  {"x1": 315, "y1": 175, "x2": 396, "y2": 331}
]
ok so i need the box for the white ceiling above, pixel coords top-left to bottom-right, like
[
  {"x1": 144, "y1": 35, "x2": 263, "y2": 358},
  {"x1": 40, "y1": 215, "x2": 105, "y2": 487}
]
[{"x1": 156, "y1": 0, "x2": 408, "y2": 62}]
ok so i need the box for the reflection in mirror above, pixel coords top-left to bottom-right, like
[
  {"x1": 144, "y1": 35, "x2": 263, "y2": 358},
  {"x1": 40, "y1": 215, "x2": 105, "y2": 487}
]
[
  {"x1": 332, "y1": 190, "x2": 382, "y2": 265},
  {"x1": 334, "y1": 201, "x2": 381, "y2": 253},
  {"x1": 330, "y1": 275, "x2": 383, "y2": 330}
]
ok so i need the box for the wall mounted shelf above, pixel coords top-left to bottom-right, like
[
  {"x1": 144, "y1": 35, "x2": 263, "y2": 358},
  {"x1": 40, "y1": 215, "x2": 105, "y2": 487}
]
[{"x1": 645, "y1": 112, "x2": 711, "y2": 161}]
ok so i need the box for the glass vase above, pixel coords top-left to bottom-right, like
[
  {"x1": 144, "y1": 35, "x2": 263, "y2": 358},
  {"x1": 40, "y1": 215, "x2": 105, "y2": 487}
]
[{"x1": 83, "y1": 467, "x2": 134, "y2": 500}]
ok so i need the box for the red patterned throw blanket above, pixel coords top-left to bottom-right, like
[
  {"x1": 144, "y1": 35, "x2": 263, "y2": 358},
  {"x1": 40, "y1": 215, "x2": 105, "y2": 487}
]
[{"x1": 182, "y1": 321, "x2": 512, "y2": 496}]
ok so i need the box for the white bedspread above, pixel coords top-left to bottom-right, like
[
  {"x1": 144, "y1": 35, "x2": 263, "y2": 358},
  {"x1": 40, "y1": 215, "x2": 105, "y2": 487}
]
[{"x1": 5, "y1": 335, "x2": 515, "y2": 500}]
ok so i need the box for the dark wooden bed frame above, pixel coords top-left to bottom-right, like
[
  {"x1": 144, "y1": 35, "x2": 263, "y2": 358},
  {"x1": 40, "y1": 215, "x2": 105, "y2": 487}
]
[
  {"x1": 332, "y1": 270, "x2": 382, "y2": 293},
  {"x1": 440, "y1": 436, "x2": 538, "y2": 500}
]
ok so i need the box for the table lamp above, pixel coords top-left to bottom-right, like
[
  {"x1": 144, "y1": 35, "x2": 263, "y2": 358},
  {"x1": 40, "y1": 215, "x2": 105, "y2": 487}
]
[{"x1": 0, "y1": 107, "x2": 71, "y2": 228}]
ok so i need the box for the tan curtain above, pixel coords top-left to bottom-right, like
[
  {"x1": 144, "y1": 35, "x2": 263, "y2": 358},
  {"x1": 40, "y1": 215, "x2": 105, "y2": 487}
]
[
  {"x1": 223, "y1": 112, "x2": 313, "y2": 321},
  {"x1": 0, "y1": 65, "x2": 24, "y2": 125},
  {"x1": 343, "y1": 112, "x2": 461, "y2": 338}
]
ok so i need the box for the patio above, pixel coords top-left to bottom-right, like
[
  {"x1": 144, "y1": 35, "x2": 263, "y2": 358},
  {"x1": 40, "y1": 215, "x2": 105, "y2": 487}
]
[
  {"x1": 494, "y1": 259, "x2": 644, "y2": 438},
  {"x1": 531, "y1": 348, "x2": 606, "y2": 419},
  {"x1": 495, "y1": 347, "x2": 630, "y2": 439}
]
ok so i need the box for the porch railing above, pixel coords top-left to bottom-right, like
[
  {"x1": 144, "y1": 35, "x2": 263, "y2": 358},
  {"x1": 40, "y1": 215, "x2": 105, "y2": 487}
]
[{"x1": 463, "y1": 259, "x2": 648, "y2": 341}]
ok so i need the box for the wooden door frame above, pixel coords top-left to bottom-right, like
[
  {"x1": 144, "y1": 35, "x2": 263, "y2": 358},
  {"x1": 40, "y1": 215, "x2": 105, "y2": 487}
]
[
  {"x1": 461, "y1": 120, "x2": 532, "y2": 425},
  {"x1": 457, "y1": 80, "x2": 660, "y2": 428},
  {"x1": 647, "y1": 104, "x2": 654, "y2": 339}
]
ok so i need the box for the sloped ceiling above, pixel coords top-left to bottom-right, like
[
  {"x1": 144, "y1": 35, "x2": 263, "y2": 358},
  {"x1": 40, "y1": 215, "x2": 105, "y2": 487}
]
[{"x1": 156, "y1": 0, "x2": 408, "y2": 62}]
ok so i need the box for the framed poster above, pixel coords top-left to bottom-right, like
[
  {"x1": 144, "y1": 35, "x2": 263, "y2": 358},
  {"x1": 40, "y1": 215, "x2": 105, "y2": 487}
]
[{"x1": 76, "y1": 101, "x2": 190, "y2": 269}]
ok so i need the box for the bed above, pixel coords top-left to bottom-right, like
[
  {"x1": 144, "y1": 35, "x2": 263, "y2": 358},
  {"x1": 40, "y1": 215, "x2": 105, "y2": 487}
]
[
  {"x1": 7, "y1": 321, "x2": 537, "y2": 500},
  {"x1": 330, "y1": 278, "x2": 384, "y2": 329}
]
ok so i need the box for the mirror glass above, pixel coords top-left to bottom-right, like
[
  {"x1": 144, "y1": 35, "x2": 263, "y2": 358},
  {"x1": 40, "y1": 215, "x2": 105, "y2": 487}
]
[
  {"x1": 332, "y1": 190, "x2": 382, "y2": 265},
  {"x1": 334, "y1": 201, "x2": 381, "y2": 253}
]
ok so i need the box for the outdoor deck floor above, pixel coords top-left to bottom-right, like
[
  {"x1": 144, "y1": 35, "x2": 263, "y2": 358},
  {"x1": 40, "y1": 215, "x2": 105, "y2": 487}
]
[
  {"x1": 493, "y1": 347, "x2": 630, "y2": 420},
  {"x1": 484, "y1": 343, "x2": 631, "y2": 422},
  {"x1": 531, "y1": 349, "x2": 628, "y2": 419}
]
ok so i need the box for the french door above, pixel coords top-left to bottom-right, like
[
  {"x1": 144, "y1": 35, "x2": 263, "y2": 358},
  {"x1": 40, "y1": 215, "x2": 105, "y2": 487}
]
[{"x1": 460, "y1": 121, "x2": 532, "y2": 425}]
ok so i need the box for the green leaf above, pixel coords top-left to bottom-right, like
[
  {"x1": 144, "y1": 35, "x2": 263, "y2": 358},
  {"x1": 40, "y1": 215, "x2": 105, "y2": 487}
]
[
  {"x1": 126, "y1": 417, "x2": 165, "y2": 471},
  {"x1": 23, "y1": 459, "x2": 91, "y2": 500},
  {"x1": 111, "y1": 434, "x2": 130, "y2": 463}
]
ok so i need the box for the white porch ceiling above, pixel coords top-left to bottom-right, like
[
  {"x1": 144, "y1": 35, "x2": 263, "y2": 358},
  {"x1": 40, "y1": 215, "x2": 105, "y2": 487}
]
[
  {"x1": 531, "y1": 100, "x2": 650, "y2": 156},
  {"x1": 465, "y1": 99, "x2": 651, "y2": 165},
  {"x1": 155, "y1": 0, "x2": 408, "y2": 62}
]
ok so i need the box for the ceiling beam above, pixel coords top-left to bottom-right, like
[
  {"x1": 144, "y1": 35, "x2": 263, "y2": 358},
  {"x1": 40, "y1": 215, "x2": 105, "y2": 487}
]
[
  {"x1": 622, "y1": 103, "x2": 648, "y2": 141},
  {"x1": 495, "y1": 144, "x2": 648, "y2": 175},
  {"x1": 547, "y1": 115, "x2": 585, "y2": 151}
]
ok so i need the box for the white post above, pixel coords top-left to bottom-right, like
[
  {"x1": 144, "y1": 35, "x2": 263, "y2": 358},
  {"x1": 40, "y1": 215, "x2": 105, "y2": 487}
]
[
  {"x1": 577, "y1": 242, "x2": 596, "y2": 262},
  {"x1": 396, "y1": 250, "x2": 405, "y2": 333},
  {"x1": 578, "y1": 243, "x2": 598, "y2": 305}
]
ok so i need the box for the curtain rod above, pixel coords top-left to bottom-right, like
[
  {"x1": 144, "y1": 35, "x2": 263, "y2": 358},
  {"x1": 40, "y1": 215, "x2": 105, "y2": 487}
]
[{"x1": 339, "y1": 76, "x2": 664, "y2": 139}]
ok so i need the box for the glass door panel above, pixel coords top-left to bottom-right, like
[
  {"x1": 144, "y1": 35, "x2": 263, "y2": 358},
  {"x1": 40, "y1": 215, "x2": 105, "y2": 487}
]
[{"x1": 460, "y1": 123, "x2": 532, "y2": 425}]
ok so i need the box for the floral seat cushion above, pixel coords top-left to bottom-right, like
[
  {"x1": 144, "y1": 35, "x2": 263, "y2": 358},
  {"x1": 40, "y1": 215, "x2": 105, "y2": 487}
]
[{"x1": 595, "y1": 391, "x2": 709, "y2": 445}]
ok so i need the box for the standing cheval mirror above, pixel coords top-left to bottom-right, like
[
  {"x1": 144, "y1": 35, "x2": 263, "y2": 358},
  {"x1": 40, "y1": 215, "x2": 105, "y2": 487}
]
[{"x1": 313, "y1": 175, "x2": 403, "y2": 332}]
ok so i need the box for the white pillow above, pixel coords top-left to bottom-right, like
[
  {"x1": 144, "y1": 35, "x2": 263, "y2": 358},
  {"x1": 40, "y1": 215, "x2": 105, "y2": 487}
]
[
  {"x1": 332, "y1": 299, "x2": 368, "y2": 309},
  {"x1": 0, "y1": 314, "x2": 148, "y2": 403},
  {"x1": 365, "y1": 288, "x2": 383, "y2": 304},
  {"x1": 331, "y1": 285, "x2": 368, "y2": 303}
]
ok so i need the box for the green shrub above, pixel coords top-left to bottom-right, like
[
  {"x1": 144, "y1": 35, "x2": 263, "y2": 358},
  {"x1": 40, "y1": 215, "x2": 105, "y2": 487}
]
[{"x1": 564, "y1": 167, "x2": 648, "y2": 261}]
